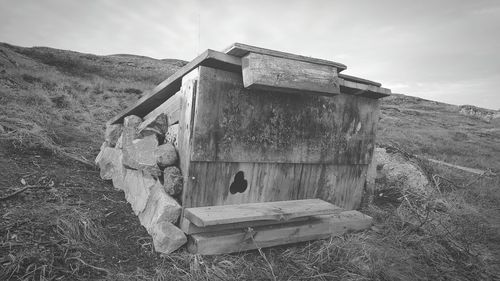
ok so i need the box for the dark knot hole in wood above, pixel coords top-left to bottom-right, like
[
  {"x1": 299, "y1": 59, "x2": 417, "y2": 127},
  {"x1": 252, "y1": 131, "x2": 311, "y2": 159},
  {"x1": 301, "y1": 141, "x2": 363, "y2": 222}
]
[{"x1": 229, "y1": 171, "x2": 248, "y2": 194}]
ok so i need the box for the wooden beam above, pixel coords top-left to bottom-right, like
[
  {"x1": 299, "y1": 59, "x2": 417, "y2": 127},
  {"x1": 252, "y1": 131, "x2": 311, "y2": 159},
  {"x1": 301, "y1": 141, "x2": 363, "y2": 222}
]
[
  {"x1": 107, "y1": 50, "x2": 242, "y2": 125},
  {"x1": 180, "y1": 216, "x2": 310, "y2": 234},
  {"x1": 241, "y1": 53, "x2": 340, "y2": 96},
  {"x1": 138, "y1": 90, "x2": 182, "y2": 130},
  {"x1": 338, "y1": 77, "x2": 391, "y2": 99},
  {"x1": 224, "y1": 42, "x2": 347, "y2": 71},
  {"x1": 338, "y1": 73, "x2": 382, "y2": 87},
  {"x1": 187, "y1": 210, "x2": 373, "y2": 255},
  {"x1": 183, "y1": 199, "x2": 342, "y2": 227}
]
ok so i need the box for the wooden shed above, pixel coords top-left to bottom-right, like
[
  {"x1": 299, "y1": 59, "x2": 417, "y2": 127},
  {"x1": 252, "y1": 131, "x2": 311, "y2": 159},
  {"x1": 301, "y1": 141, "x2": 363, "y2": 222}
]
[
  {"x1": 110, "y1": 43, "x2": 389, "y2": 210},
  {"x1": 104, "y1": 43, "x2": 391, "y2": 254}
]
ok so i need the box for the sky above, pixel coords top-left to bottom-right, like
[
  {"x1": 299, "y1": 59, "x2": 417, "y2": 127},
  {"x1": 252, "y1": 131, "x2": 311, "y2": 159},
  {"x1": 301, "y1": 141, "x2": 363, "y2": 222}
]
[{"x1": 1, "y1": 0, "x2": 499, "y2": 109}]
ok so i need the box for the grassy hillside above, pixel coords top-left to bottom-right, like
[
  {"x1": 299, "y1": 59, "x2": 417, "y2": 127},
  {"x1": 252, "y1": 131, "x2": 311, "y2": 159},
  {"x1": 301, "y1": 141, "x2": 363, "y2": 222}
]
[
  {"x1": 378, "y1": 93, "x2": 500, "y2": 172},
  {"x1": 0, "y1": 42, "x2": 186, "y2": 159},
  {"x1": 0, "y1": 43, "x2": 499, "y2": 280}
]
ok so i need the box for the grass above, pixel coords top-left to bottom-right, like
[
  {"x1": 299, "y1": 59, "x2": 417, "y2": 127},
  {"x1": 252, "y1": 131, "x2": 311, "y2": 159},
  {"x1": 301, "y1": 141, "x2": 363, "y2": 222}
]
[{"x1": 0, "y1": 42, "x2": 499, "y2": 280}]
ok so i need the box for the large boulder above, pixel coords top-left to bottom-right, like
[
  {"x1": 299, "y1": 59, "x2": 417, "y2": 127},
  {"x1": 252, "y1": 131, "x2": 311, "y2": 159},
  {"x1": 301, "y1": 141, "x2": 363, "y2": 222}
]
[
  {"x1": 122, "y1": 169, "x2": 156, "y2": 215},
  {"x1": 95, "y1": 143, "x2": 123, "y2": 182},
  {"x1": 123, "y1": 134, "x2": 162, "y2": 177},
  {"x1": 138, "y1": 180, "x2": 182, "y2": 228},
  {"x1": 366, "y1": 147, "x2": 430, "y2": 197}
]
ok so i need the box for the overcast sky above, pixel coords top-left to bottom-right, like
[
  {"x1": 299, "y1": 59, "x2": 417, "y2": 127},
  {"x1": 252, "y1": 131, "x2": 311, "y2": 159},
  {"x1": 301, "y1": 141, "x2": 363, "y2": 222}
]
[{"x1": 1, "y1": 0, "x2": 499, "y2": 109}]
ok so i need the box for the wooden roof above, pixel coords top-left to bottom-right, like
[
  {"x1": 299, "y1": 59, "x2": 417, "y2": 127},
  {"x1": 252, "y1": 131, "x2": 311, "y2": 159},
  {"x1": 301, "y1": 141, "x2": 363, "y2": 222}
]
[
  {"x1": 108, "y1": 43, "x2": 390, "y2": 125},
  {"x1": 223, "y1": 42, "x2": 347, "y2": 71}
]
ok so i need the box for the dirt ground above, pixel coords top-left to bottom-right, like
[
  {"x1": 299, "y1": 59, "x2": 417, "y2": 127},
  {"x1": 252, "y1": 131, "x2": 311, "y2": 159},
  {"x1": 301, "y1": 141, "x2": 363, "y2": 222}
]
[{"x1": 0, "y1": 143, "x2": 166, "y2": 280}]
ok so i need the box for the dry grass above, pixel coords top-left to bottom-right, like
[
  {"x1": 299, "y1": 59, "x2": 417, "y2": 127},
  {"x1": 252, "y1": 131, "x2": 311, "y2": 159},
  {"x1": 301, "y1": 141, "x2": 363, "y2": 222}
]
[
  {"x1": 0, "y1": 42, "x2": 185, "y2": 161},
  {"x1": 1, "y1": 43, "x2": 499, "y2": 280}
]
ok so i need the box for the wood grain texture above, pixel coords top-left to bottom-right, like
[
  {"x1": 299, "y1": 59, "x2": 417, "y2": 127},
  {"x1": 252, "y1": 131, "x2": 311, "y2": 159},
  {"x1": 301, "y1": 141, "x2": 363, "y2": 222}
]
[
  {"x1": 179, "y1": 216, "x2": 309, "y2": 234},
  {"x1": 224, "y1": 42, "x2": 347, "y2": 71},
  {"x1": 187, "y1": 210, "x2": 373, "y2": 255},
  {"x1": 242, "y1": 53, "x2": 340, "y2": 96},
  {"x1": 190, "y1": 66, "x2": 379, "y2": 164},
  {"x1": 338, "y1": 73, "x2": 381, "y2": 87},
  {"x1": 177, "y1": 68, "x2": 199, "y2": 209},
  {"x1": 338, "y1": 77, "x2": 391, "y2": 99},
  {"x1": 183, "y1": 199, "x2": 341, "y2": 227},
  {"x1": 182, "y1": 162, "x2": 368, "y2": 210},
  {"x1": 108, "y1": 50, "x2": 241, "y2": 125}
]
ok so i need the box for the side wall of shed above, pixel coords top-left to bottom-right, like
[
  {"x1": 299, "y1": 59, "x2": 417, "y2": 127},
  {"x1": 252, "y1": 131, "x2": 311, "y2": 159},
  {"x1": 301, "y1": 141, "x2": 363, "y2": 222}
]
[{"x1": 179, "y1": 66, "x2": 380, "y2": 210}]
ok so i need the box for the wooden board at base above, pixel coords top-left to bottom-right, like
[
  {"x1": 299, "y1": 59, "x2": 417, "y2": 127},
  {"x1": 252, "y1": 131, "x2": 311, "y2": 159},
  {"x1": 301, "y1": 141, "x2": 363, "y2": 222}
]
[
  {"x1": 182, "y1": 162, "x2": 368, "y2": 210},
  {"x1": 187, "y1": 210, "x2": 373, "y2": 255},
  {"x1": 179, "y1": 216, "x2": 310, "y2": 234},
  {"x1": 184, "y1": 199, "x2": 342, "y2": 227}
]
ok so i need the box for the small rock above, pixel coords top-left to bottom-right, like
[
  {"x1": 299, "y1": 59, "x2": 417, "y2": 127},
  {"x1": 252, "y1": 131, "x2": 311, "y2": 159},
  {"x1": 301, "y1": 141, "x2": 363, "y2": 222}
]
[
  {"x1": 155, "y1": 142, "x2": 178, "y2": 167},
  {"x1": 115, "y1": 134, "x2": 123, "y2": 149},
  {"x1": 150, "y1": 221, "x2": 187, "y2": 254},
  {"x1": 123, "y1": 115, "x2": 143, "y2": 128},
  {"x1": 430, "y1": 199, "x2": 448, "y2": 212},
  {"x1": 94, "y1": 141, "x2": 109, "y2": 165},
  {"x1": 95, "y1": 146, "x2": 122, "y2": 180},
  {"x1": 165, "y1": 124, "x2": 179, "y2": 147},
  {"x1": 163, "y1": 166, "x2": 183, "y2": 196},
  {"x1": 122, "y1": 115, "x2": 143, "y2": 147},
  {"x1": 371, "y1": 225, "x2": 383, "y2": 234},
  {"x1": 105, "y1": 124, "x2": 123, "y2": 147}
]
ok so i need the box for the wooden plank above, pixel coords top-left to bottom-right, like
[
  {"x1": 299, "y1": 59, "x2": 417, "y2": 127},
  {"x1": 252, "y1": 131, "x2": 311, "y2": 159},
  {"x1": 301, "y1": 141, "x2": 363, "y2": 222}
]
[
  {"x1": 319, "y1": 165, "x2": 368, "y2": 210},
  {"x1": 180, "y1": 216, "x2": 310, "y2": 234},
  {"x1": 190, "y1": 66, "x2": 379, "y2": 164},
  {"x1": 178, "y1": 69, "x2": 199, "y2": 219},
  {"x1": 182, "y1": 162, "x2": 305, "y2": 208},
  {"x1": 137, "y1": 90, "x2": 182, "y2": 133},
  {"x1": 107, "y1": 49, "x2": 241, "y2": 125},
  {"x1": 338, "y1": 77, "x2": 391, "y2": 99},
  {"x1": 183, "y1": 162, "x2": 369, "y2": 210},
  {"x1": 241, "y1": 53, "x2": 340, "y2": 96},
  {"x1": 224, "y1": 42, "x2": 347, "y2": 71},
  {"x1": 183, "y1": 199, "x2": 342, "y2": 227},
  {"x1": 187, "y1": 210, "x2": 373, "y2": 255},
  {"x1": 338, "y1": 73, "x2": 381, "y2": 87}
]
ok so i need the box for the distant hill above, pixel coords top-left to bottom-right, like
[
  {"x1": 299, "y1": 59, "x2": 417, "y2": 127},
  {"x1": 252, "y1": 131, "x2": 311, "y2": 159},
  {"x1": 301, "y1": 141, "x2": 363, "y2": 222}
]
[
  {"x1": 0, "y1": 42, "x2": 186, "y2": 159},
  {"x1": 0, "y1": 42, "x2": 498, "y2": 172},
  {"x1": 378, "y1": 93, "x2": 499, "y2": 172}
]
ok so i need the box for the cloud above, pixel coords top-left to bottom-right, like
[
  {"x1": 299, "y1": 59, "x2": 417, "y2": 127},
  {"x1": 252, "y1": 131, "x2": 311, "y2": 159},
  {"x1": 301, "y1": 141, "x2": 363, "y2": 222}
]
[{"x1": 0, "y1": 0, "x2": 499, "y2": 109}]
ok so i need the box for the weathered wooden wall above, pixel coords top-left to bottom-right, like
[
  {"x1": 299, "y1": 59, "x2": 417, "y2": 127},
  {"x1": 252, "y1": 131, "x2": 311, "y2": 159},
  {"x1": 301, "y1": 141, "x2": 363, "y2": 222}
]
[{"x1": 180, "y1": 66, "x2": 380, "y2": 210}]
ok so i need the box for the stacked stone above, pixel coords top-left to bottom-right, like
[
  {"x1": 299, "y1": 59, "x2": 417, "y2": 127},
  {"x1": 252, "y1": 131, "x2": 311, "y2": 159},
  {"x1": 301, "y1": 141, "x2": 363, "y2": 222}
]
[{"x1": 95, "y1": 113, "x2": 185, "y2": 254}]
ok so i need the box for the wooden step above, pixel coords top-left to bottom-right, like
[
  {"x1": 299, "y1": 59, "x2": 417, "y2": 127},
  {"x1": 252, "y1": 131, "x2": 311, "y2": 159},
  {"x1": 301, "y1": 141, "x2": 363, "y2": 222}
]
[
  {"x1": 180, "y1": 216, "x2": 310, "y2": 235},
  {"x1": 183, "y1": 199, "x2": 342, "y2": 227},
  {"x1": 187, "y1": 210, "x2": 373, "y2": 255}
]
